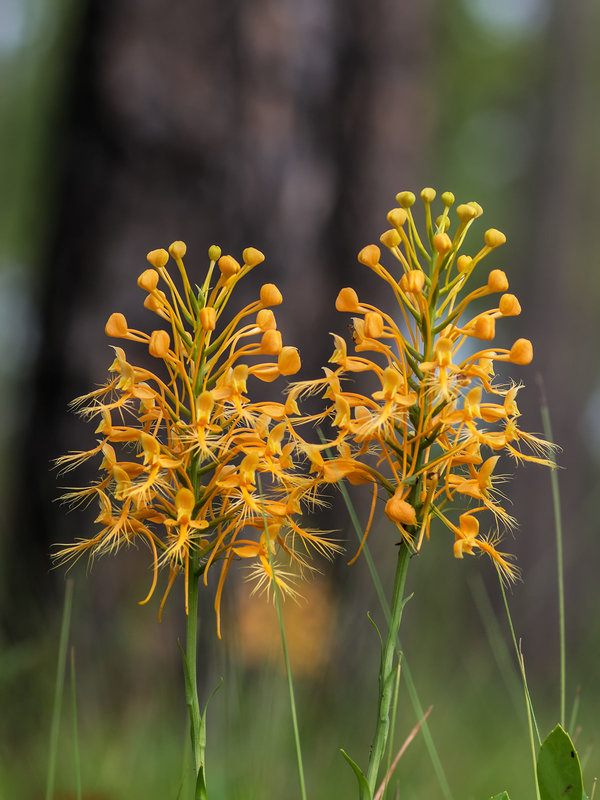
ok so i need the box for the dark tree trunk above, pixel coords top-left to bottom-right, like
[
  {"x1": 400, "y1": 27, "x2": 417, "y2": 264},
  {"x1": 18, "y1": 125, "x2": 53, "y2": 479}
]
[{"x1": 7, "y1": 0, "x2": 433, "y2": 635}]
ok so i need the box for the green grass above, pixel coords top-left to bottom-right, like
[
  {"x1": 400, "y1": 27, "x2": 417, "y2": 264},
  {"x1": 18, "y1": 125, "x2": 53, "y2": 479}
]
[{"x1": 1, "y1": 535, "x2": 597, "y2": 800}]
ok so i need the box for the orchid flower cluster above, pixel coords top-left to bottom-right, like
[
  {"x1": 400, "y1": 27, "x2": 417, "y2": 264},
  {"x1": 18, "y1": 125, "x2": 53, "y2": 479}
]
[
  {"x1": 56, "y1": 242, "x2": 339, "y2": 634},
  {"x1": 295, "y1": 188, "x2": 553, "y2": 580},
  {"x1": 56, "y1": 189, "x2": 552, "y2": 630}
]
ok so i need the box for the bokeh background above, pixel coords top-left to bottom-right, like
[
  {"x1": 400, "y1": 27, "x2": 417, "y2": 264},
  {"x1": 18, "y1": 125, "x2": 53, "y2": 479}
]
[{"x1": 1, "y1": 0, "x2": 599, "y2": 797}]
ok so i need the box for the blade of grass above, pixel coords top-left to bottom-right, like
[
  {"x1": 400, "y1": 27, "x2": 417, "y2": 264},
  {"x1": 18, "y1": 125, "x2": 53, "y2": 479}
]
[
  {"x1": 519, "y1": 645, "x2": 541, "y2": 800},
  {"x1": 46, "y1": 578, "x2": 74, "y2": 800},
  {"x1": 537, "y1": 375, "x2": 566, "y2": 729},
  {"x1": 69, "y1": 647, "x2": 82, "y2": 800},
  {"x1": 498, "y1": 575, "x2": 541, "y2": 749},
  {"x1": 257, "y1": 475, "x2": 307, "y2": 800},
  {"x1": 568, "y1": 687, "x2": 580, "y2": 736},
  {"x1": 469, "y1": 573, "x2": 524, "y2": 720}
]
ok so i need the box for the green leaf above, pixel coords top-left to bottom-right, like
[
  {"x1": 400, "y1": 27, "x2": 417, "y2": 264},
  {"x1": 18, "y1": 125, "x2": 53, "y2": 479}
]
[
  {"x1": 195, "y1": 763, "x2": 208, "y2": 800},
  {"x1": 537, "y1": 725, "x2": 583, "y2": 800},
  {"x1": 489, "y1": 793, "x2": 510, "y2": 800},
  {"x1": 340, "y1": 749, "x2": 372, "y2": 800},
  {"x1": 199, "y1": 678, "x2": 223, "y2": 762}
]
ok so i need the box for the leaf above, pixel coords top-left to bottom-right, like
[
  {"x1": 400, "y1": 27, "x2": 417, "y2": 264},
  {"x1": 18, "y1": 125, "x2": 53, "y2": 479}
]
[
  {"x1": 537, "y1": 725, "x2": 583, "y2": 800},
  {"x1": 340, "y1": 749, "x2": 372, "y2": 800},
  {"x1": 489, "y1": 793, "x2": 510, "y2": 800},
  {"x1": 195, "y1": 763, "x2": 208, "y2": 800},
  {"x1": 199, "y1": 677, "x2": 224, "y2": 756}
]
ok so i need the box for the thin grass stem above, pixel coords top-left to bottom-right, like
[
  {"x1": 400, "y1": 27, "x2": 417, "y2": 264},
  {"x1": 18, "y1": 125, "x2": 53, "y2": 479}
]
[
  {"x1": 257, "y1": 475, "x2": 307, "y2": 800},
  {"x1": 567, "y1": 687, "x2": 580, "y2": 735},
  {"x1": 469, "y1": 574, "x2": 524, "y2": 719},
  {"x1": 498, "y1": 575, "x2": 541, "y2": 747},
  {"x1": 69, "y1": 647, "x2": 82, "y2": 800},
  {"x1": 537, "y1": 375, "x2": 566, "y2": 729},
  {"x1": 519, "y1": 646, "x2": 541, "y2": 800},
  {"x1": 46, "y1": 578, "x2": 74, "y2": 800}
]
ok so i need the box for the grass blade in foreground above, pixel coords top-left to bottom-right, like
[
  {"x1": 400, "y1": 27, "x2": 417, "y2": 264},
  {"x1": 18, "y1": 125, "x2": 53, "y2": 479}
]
[
  {"x1": 46, "y1": 578, "x2": 74, "y2": 800},
  {"x1": 537, "y1": 375, "x2": 566, "y2": 729}
]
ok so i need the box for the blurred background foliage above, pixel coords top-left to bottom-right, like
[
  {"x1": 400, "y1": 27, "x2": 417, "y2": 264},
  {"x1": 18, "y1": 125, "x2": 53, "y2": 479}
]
[{"x1": 1, "y1": 0, "x2": 599, "y2": 797}]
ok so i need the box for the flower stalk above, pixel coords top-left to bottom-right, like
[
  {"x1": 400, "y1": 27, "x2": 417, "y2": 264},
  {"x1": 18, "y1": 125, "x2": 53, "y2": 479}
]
[
  {"x1": 366, "y1": 542, "x2": 411, "y2": 794},
  {"x1": 185, "y1": 554, "x2": 203, "y2": 792}
]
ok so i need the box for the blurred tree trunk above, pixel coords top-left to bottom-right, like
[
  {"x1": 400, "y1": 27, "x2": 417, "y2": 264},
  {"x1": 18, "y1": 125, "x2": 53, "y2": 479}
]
[
  {"x1": 511, "y1": 0, "x2": 600, "y2": 654},
  {"x1": 7, "y1": 0, "x2": 433, "y2": 634}
]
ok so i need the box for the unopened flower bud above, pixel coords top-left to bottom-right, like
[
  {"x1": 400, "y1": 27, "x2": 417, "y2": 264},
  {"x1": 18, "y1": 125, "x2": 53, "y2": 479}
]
[
  {"x1": 396, "y1": 191, "x2": 416, "y2": 208},
  {"x1": 144, "y1": 294, "x2": 162, "y2": 312},
  {"x1": 499, "y1": 293, "x2": 521, "y2": 316},
  {"x1": 105, "y1": 312, "x2": 128, "y2": 338},
  {"x1": 385, "y1": 490, "x2": 417, "y2": 527},
  {"x1": 252, "y1": 365, "x2": 280, "y2": 382},
  {"x1": 456, "y1": 204, "x2": 478, "y2": 222},
  {"x1": 146, "y1": 249, "x2": 169, "y2": 269},
  {"x1": 137, "y1": 269, "x2": 159, "y2": 292},
  {"x1": 380, "y1": 229, "x2": 401, "y2": 248},
  {"x1": 199, "y1": 307, "x2": 216, "y2": 331},
  {"x1": 218, "y1": 255, "x2": 240, "y2": 277},
  {"x1": 508, "y1": 338, "x2": 533, "y2": 365},
  {"x1": 169, "y1": 241, "x2": 187, "y2": 259},
  {"x1": 457, "y1": 255, "x2": 472, "y2": 273},
  {"x1": 278, "y1": 346, "x2": 301, "y2": 375},
  {"x1": 335, "y1": 287, "x2": 360, "y2": 312},
  {"x1": 260, "y1": 283, "x2": 283, "y2": 306},
  {"x1": 435, "y1": 215, "x2": 451, "y2": 232},
  {"x1": 208, "y1": 245, "x2": 221, "y2": 261},
  {"x1": 420, "y1": 187, "x2": 436, "y2": 203},
  {"x1": 260, "y1": 329, "x2": 282, "y2": 354},
  {"x1": 386, "y1": 208, "x2": 407, "y2": 228},
  {"x1": 242, "y1": 247, "x2": 265, "y2": 267},
  {"x1": 473, "y1": 314, "x2": 495, "y2": 341},
  {"x1": 433, "y1": 232, "x2": 452, "y2": 254},
  {"x1": 256, "y1": 309, "x2": 277, "y2": 331},
  {"x1": 364, "y1": 311, "x2": 384, "y2": 338},
  {"x1": 487, "y1": 269, "x2": 509, "y2": 292},
  {"x1": 358, "y1": 245, "x2": 381, "y2": 267},
  {"x1": 149, "y1": 329, "x2": 170, "y2": 358},
  {"x1": 399, "y1": 270, "x2": 425, "y2": 293},
  {"x1": 441, "y1": 191, "x2": 455, "y2": 207},
  {"x1": 484, "y1": 228, "x2": 506, "y2": 248}
]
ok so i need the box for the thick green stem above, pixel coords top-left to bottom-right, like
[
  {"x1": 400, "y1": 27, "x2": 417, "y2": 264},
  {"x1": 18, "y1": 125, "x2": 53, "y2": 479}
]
[
  {"x1": 366, "y1": 543, "x2": 411, "y2": 794},
  {"x1": 185, "y1": 556, "x2": 203, "y2": 792}
]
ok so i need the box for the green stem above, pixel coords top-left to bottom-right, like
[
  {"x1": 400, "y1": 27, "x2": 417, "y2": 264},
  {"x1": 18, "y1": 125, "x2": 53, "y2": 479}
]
[
  {"x1": 366, "y1": 543, "x2": 411, "y2": 794},
  {"x1": 70, "y1": 647, "x2": 82, "y2": 800},
  {"x1": 317, "y1": 429, "x2": 452, "y2": 799},
  {"x1": 46, "y1": 578, "x2": 74, "y2": 800},
  {"x1": 185, "y1": 556, "x2": 203, "y2": 794}
]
